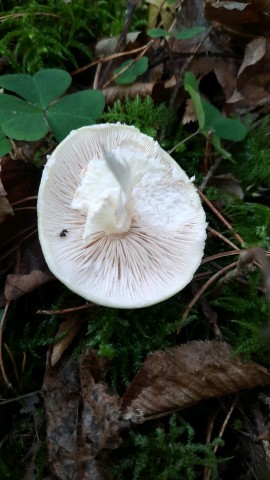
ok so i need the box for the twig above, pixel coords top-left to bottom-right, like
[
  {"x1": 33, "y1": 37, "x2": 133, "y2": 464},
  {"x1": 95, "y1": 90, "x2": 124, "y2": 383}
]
[
  {"x1": 72, "y1": 43, "x2": 150, "y2": 76},
  {"x1": 177, "y1": 261, "x2": 238, "y2": 333},
  {"x1": 102, "y1": 41, "x2": 154, "y2": 89},
  {"x1": 4, "y1": 343, "x2": 20, "y2": 388},
  {"x1": 200, "y1": 157, "x2": 223, "y2": 191},
  {"x1": 160, "y1": 25, "x2": 214, "y2": 142},
  {"x1": 204, "y1": 396, "x2": 238, "y2": 480},
  {"x1": 0, "y1": 389, "x2": 42, "y2": 406},
  {"x1": 11, "y1": 196, "x2": 37, "y2": 207},
  {"x1": 168, "y1": 129, "x2": 200, "y2": 155},
  {"x1": 0, "y1": 302, "x2": 11, "y2": 387},
  {"x1": 207, "y1": 225, "x2": 239, "y2": 250},
  {"x1": 37, "y1": 303, "x2": 95, "y2": 315},
  {"x1": 93, "y1": 62, "x2": 102, "y2": 90},
  {"x1": 0, "y1": 228, "x2": 37, "y2": 264},
  {"x1": 201, "y1": 250, "x2": 240, "y2": 265},
  {"x1": 13, "y1": 207, "x2": 37, "y2": 212},
  {"x1": 115, "y1": 0, "x2": 139, "y2": 52},
  {"x1": 198, "y1": 190, "x2": 245, "y2": 247}
]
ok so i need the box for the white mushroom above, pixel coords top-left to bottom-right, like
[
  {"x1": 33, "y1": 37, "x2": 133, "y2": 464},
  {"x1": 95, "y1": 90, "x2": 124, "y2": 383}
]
[{"x1": 37, "y1": 124, "x2": 207, "y2": 308}]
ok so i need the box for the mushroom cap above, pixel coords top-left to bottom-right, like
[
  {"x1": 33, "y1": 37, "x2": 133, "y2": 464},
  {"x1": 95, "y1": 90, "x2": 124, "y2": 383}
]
[{"x1": 37, "y1": 124, "x2": 207, "y2": 308}]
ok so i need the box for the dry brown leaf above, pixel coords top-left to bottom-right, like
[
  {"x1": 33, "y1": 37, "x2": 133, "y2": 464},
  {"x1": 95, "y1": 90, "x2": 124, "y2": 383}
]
[
  {"x1": 182, "y1": 98, "x2": 197, "y2": 124},
  {"x1": 0, "y1": 179, "x2": 13, "y2": 223},
  {"x1": 43, "y1": 349, "x2": 121, "y2": 480},
  {"x1": 103, "y1": 82, "x2": 156, "y2": 104},
  {"x1": 227, "y1": 37, "x2": 270, "y2": 109},
  {"x1": 121, "y1": 340, "x2": 270, "y2": 423},
  {"x1": 5, "y1": 270, "x2": 53, "y2": 301},
  {"x1": 51, "y1": 316, "x2": 84, "y2": 367},
  {"x1": 1, "y1": 156, "x2": 40, "y2": 204},
  {"x1": 204, "y1": 1, "x2": 260, "y2": 28},
  {"x1": 208, "y1": 173, "x2": 244, "y2": 199}
]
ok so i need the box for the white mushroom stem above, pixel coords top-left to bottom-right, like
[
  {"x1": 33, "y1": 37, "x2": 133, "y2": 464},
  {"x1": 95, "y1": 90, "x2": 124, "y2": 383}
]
[{"x1": 71, "y1": 148, "x2": 166, "y2": 243}]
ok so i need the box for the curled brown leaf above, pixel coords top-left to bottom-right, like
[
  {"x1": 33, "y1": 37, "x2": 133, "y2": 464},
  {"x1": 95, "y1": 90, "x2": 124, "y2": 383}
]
[{"x1": 121, "y1": 340, "x2": 270, "y2": 423}]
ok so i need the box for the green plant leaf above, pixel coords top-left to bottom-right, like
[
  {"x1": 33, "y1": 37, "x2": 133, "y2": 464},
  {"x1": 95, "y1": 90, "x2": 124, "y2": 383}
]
[
  {"x1": 172, "y1": 26, "x2": 205, "y2": 40},
  {"x1": 0, "y1": 74, "x2": 38, "y2": 105},
  {"x1": 0, "y1": 69, "x2": 71, "y2": 109},
  {"x1": 33, "y1": 69, "x2": 72, "y2": 109},
  {"x1": 0, "y1": 94, "x2": 48, "y2": 141},
  {"x1": 201, "y1": 99, "x2": 247, "y2": 141},
  {"x1": 184, "y1": 72, "x2": 205, "y2": 129},
  {"x1": 46, "y1": 89, "x2": 105, "y2": 142},
  {"x1": 211, "y1": 117, "x2": 248, "y2": 142},
  {"x1": 0, "y1": 130, "x2": 12, "y2": 156},
  {"x1": 115, "y1": 57, "x2": 149, "y2": 85},
  {"x1": 147, "y1": 28, "x2": 170, "y2": 38}
]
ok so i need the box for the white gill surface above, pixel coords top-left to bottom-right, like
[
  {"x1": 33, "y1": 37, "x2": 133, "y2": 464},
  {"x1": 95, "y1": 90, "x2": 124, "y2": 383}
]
[{"x1": 38, "y1": 124, "x2": 207, "y2": 308}]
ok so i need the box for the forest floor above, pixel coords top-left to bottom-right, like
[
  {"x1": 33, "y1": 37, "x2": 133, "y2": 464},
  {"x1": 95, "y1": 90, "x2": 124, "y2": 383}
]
[{"x1": 1, "y1": 1, "x2": 270, "y2": 479}]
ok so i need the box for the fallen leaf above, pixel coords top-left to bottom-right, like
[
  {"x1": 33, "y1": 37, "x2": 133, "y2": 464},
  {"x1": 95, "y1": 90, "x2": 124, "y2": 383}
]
[
  {"x1": 3, "y1": 235, "x2": 53, "y2": 302},
  {"x1": 227, "y1": 37, "x2": 270, "y2": 109},
  {"x1": 208, "y1": 173, "x2": 244, "y2": 199},
  {"x1": 43, "y1": 349, "x2": 121, "y2": 480},
  {"x1": 0, "y1": 178, "x2": 13, "y2": 223},
  {"x1": 121, "y1": 340, "x2": 270, "y2": 423},
  {"x1": 51, "y1": 316, "x2": 85, "y2": 367},
  {"x1": 204, "y1": 1, "x2": 260, "y2": 27}
]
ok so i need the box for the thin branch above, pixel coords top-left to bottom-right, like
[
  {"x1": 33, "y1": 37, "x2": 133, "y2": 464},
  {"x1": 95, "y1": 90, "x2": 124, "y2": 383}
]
[
  {"x1": 207, "y1": 225, "x2": 239, "y2": 250},
  {"x1": 198, "y1": 190, "x2": 245, "y2": 247},
  {"x1": 71, "y1": 43, "x2": 152, "y2": 76},
  {"x1": 177, "y1": 261, "x2": 238, "y2": 332},
  {"x1": 201, "y1": 250, "x2": 240, "y2": 265},
  {"x1": 168, "y1": 129, "x2": 200, "y2": 155},
  {"x1": 11, "y1": 196, "x2": 37, "y2": 207},
  {"x1": 0, "y1": 302, "x2": 11, "y2": 387},
  {"x1": 0, "y1": 390, "x2": 42, "y2": 406},
  {"x1": 102, "y1": 41, "x2": 154, "y2": 89},
  {"x1": 37, "y1": 303, "x2": 95, "y2": 315},
  {"x1": 13, "y1": 207, "x2": 37, "y2": 212}
]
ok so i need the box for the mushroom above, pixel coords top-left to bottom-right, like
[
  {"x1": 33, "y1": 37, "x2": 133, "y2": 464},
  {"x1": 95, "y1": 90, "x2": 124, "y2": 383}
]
[{"x1": 37, "y1": 124, "x2": 207, "y2": 308}]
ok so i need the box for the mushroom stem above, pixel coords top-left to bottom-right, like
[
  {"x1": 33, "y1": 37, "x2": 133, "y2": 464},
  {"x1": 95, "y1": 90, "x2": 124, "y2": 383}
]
[{"x1": 71, "y1": 148, "x2": 137, "y2": 242}]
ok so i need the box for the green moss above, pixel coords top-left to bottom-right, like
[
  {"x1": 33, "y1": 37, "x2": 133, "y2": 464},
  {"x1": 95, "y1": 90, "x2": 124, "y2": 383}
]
[
  {"x1": 231, "y1": 116, "x2": 270, "y2": 190},
  {"x1": 211, "y1": 271, "x2": 270, "y2": 363},
  {"x1": 83, "y1": 297, "x2": 183, "y2": 389},
  {"x1": 0, "y1": 1, "x2": 133, "y2": 73},
  {"x1": 111, "y1": 414, "x2": 223, "y2": 480},
  {"x1": 103, "y1": 95, "x2": 171, "y2": 138}
]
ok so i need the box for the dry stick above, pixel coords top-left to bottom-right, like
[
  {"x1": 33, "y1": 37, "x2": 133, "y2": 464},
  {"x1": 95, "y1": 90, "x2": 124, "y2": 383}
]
[
  {"x1": 11, "y1": 196, "x2": 37, "y2": 207},
  {"x1": 149, "y1": 0, "x2": 167, "y2": 28},
  {"x1": 4, "y1": 343, "x2": 20, "y2": 388},
  {"x1": 201, "y1": 250, "x2": 240, "y2": 265},
  {"x1": 37, "y1": 303, "x2": 95, "y2": 315},
  {"x1": 200, "y1": 157, "x2": 223, "y2": 191},
  {"x1": 177, "y1": 261, "x2": 238, "y2": 333},
  {"x1": 0, "y1": 302, "x2": 11, "y2": 387},
  {"x1": 71, "y1": 43, "x2": 151, "y2": 76},
  {"x1": 160, "y1": 25, "x2": 214, "y2": 142},
  {"x1": 0, "y1": 228, "x2": 37, "y2": 263},
  {"x1": 0, "y1": 389, "x2": 42, "y2": 406},
  {"x1": 207, "y1": 225, "x2": 239, "y2": 250},
  {"x1": 93, "y1": 62, "x2": 102, "y2": 90},
  {"x1": 198, "y1": 190, "x2": 245, "y2": 247},
  {"x1": 13, "y1": 207, "x2": 37, "y2": 212},
  {"x1": 115, "y1": 0, "x2": 139, "y2": 52},
  {"x1": 204, "y1": 396, "x2": 238, "y2": 480},
  {"x1": 168, "y1": 129, "x2": 200, "y2": 155},
  {"x1": 102, "y1": 41, "x2": 154, "y2": 89},
  {"x1": 204, "y1": 409, "x2": 220, "y2": 480}
]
